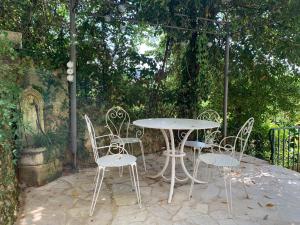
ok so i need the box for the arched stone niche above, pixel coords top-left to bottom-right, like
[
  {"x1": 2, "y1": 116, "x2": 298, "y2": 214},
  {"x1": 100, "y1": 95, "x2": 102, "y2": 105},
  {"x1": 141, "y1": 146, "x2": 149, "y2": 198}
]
[{"x1": 21, "y1": 88, "x2": 45, "y2": 137}]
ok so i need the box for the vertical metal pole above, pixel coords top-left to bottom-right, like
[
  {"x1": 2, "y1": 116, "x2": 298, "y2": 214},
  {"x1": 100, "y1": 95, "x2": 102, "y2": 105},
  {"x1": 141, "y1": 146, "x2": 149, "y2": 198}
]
[
  {"x1": 223, "y1": 23, "x2": 230, "y2": 138},
  {"x1": 283, "y1": 129, "x2": 286, "y2": 167},
  {"x1": 70, "y1": 0, "x2": 77, "y2": 169},
  {"x1": 277, "y1": 129, "x2": 280, "y2": 164},
  {"x1": 297, "y1": 127, "x2": 299, "y2": 172}
]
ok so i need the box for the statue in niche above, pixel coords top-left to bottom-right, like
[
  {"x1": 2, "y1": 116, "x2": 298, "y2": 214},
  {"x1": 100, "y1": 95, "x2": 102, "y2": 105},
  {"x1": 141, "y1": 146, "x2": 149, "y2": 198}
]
[{"x1": 21, "y1": 88, "x2": 45, "y2": 146}]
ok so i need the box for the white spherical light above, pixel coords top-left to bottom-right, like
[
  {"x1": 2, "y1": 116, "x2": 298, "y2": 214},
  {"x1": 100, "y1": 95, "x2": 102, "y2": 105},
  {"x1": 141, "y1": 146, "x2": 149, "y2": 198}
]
[
  {"x1": 67, "y1": 68, "x2": 73, "y2": 75},
  {"x1": 67, "y1": 75, "x2": 74, "y2": 82},
  {"x1": 67, "y1": 61, "x2": 74, "y2": 68}
]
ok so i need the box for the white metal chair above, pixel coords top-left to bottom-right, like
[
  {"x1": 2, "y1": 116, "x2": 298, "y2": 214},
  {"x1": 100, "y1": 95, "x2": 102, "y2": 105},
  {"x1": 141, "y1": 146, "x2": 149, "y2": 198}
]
[
  {"x1": 189, "y1": 117, "x2": 254, "y2": 216},
  {"x1": 182, "y1": 109, "x2": 222, "y2": 164},
  {"x1": 105, "y1": 106, "x2": 146, "y2": 171},
  {"x1": 85, "y1": 115, "x2": 142, "y2": 216}
]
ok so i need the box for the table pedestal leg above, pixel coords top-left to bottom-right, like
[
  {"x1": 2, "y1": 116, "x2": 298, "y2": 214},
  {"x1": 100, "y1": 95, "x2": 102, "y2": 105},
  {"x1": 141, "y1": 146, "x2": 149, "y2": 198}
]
[
  {"x1": 148, "y1": 128, "x2": 207, "y2": 203},
  {"x1": 179, "y1": 129, "x2": 207, "y2": 184},
  {"x1": 168, "y1": 129, "x2": 176, "y2": 203},
  {"x1": 146, "y1": 129, "x2": 170, "y2": 179}
]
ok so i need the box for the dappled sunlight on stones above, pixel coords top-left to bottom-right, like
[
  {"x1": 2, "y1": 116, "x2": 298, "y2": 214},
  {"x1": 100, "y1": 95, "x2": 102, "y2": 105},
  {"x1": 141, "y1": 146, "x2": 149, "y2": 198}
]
[
  {"x1": 16, "y1": 154, "x2": 300, "y2": 225},
  {"x1": 65, "y1": 187, "x2": 90, "y2": 200},
  {"x1": 114, "y1": 192, "x2": 139, "y2": 206},
  {"x1": 19, "y1": 206, "x2": 67, "y2": 225}
]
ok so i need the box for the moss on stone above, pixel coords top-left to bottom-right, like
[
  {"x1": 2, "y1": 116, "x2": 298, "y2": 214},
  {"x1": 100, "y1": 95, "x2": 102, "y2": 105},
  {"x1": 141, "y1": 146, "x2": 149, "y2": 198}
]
[{"x1": 0, "y1": 146, "x2": 19, "y2": 225}]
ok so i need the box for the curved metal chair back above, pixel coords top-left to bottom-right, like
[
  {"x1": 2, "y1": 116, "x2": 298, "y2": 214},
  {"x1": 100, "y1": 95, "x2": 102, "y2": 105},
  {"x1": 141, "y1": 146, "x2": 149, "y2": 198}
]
[
  {"x1": 85, "y1": 115, "x2": 128, "y2": 161},
  {"x1": 178, "y1": 109, "x2": 221, "y2": 143},
  {"x1": 106, "y1": 106, "x2": 130, "y2": 138},
  {"x1": 219, "y1": 118, "x2": 254, "y2": 162},
  {"x1": 196, "y1": 109, "x2": 222, "y2": 142},
  {"x1": 234, "y1": 117, "x2": 254, "y2": 161},
  {"x1": 197, "y1": 109, "x2": 222, "y2": 124},
  {"x1": 85, "y1": 115, "x2": 99, "y2": 162}
]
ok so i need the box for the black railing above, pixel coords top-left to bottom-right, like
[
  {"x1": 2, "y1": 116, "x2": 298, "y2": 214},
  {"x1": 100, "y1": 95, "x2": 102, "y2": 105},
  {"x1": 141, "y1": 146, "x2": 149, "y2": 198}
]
[{"x1": 269, "y1": 126, "x2": 300, "y2": 171}]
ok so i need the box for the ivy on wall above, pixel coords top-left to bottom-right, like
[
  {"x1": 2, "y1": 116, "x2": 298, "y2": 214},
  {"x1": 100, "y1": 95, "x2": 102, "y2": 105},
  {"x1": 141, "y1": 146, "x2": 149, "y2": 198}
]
[{"x1": 0, "y1": 32, "x2": 25, "y2": 225}]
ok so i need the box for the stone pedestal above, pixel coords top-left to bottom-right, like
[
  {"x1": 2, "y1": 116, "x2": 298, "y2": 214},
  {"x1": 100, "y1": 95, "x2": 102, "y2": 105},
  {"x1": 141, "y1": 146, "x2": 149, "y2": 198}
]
[
  {"x1": 19, "y1": 147, "x2": 46, "y2": 165},
  {"x1": 19, "y1": 148, "x2": 62, "y2": 186}
]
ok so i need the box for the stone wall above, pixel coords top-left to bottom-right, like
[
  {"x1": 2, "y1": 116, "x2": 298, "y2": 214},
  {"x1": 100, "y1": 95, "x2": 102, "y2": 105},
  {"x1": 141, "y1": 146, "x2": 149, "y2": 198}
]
[
  {"x1": 0, "y1": 30, "x2": 68, "y2": 224},
  {"x1": 19, "y1": 65, "x2": 69, "y2": 186}
]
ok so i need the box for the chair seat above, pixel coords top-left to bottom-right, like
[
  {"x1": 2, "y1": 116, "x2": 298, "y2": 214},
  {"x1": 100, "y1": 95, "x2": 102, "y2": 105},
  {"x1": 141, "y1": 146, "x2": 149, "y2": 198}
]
[
  {"x1": 96, "y1": 154, "x2": 136, "y2": 167},
  {"x1": 184, "y1": 140, "x2": 212, "y2": 149},
  {"x1": 112, "y1": 137, "x2": 140, "y2": 144},
  {"x1": 198, "y1": 153, "x2": 239, "y2": 167}
]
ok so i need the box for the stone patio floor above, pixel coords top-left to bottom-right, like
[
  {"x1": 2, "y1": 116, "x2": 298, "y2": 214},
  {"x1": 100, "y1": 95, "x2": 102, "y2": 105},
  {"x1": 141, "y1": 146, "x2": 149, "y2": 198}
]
[{"x1": 16, "y1": 152, "x2": 300, "y2": 225}]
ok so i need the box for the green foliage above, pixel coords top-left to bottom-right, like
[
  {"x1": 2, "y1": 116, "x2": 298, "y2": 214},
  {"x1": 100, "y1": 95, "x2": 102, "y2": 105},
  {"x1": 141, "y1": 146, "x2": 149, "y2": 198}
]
[
  {"x1": 0, "y1": 0, "x2": 299, "y2": 164},
  {"x1": 0, "y1": 0, "x2": 69, "y2": 68},
  {"x1": 0, "y1": 32, "x2": 23, "y2": 225},
  {"x1": 29, "y1": 122, "x2": 68, "y2": 163}
]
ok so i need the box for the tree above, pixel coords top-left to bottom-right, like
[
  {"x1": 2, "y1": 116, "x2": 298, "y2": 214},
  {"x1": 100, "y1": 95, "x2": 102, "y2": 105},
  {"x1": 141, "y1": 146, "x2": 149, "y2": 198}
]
[{"x1": 0, "y1": 0, "x2": 299, "y2": 159}]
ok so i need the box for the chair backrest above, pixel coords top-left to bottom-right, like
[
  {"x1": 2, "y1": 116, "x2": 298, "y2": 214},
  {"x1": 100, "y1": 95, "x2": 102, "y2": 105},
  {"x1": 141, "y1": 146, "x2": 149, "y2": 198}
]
[
  {"x1": 195, "y1": 109, "x2": 222, "y2": 142},
  {"x1": 197, "y1": 109, "x2": 222, "y2": 124},
  {"x1": 85, "y1": 115, "x2": 100, "y2": 162},
  {"x1": 106, "y1": 106, "x2": 130, "y2": 138},
  {"x1": 178, "y1": 110, "x2": 222, "y2": 143},
  {"x1": 85, "y1": 115, "x2": 128, "y2": 162},
  {"x1": 234, "y1": 117, "x2": 254, "y2": 161}
]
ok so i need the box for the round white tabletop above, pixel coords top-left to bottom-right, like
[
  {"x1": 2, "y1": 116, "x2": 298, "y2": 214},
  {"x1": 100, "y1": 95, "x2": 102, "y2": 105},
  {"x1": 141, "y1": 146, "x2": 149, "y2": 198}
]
[{"x1": 133, "y1": 118, "x2": 220, "y2": 130}]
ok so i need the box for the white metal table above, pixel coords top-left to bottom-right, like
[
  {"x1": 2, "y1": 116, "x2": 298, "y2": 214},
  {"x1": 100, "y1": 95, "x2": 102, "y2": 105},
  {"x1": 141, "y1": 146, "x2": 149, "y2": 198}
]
[{"x1": 133, "y1": 118, "x2": 220, "y2": 203}]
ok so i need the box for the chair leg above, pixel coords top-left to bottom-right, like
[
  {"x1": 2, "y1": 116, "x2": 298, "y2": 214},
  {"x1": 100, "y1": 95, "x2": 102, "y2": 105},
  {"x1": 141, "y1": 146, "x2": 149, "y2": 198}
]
[
  {"x1": 93, "y1": 167, "x2": 98, "y2": 185},
  {"x1": 118, "y1": 143, "x2": 125, "y2": 177},
  {"x1": 131, "y1": 163, "x2": 142, "y2": 208},
  {"x1": 90, "y1": 166, "x2": 105, "y2": 216},
  {"x1": 217, "y1": 166, "x2": 223, "y2": 177},
  {"x1": 119, "y1": 166, "x2": 124, "y2": 177},
  {"x1": 223, "y1": 168, "x2": 232, "y2": 217},
  {"x1": 205, "y1": 163, "x2": 210, "y2": 182},
  {"x1": 229, "y1": 175, "x2": 233, "y2": 214},
  {"x1": 193, "y1": 148, "x2": 196, "y2": 166},
  {"x1": 134, "y1": 163, "x2": 142, "y2": 207},
  {"x1": 128, "y1": 143, "x2": 133, "y2": 154},
  {"x1": 189, "y1": 158, "x2": 200, "y2": 200},
  {"x1": 139, "y1": 141, "x2": 147, "y2": 172},
  {"x1": 129, "y1": 166, "x2": 135, "y2": 191},
  {"x1": 193, "y1": 148, "x2": 203, "y2": 175},
  {"x1": 242, "y1": 176, "x2": 250, "y2": 199}
]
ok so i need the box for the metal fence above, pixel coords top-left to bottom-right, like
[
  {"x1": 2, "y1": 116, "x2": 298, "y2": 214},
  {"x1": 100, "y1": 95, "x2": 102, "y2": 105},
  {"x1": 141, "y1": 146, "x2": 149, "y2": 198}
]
[{"x1": 269, "y1": 126, "x2": 300, "y2": 171}]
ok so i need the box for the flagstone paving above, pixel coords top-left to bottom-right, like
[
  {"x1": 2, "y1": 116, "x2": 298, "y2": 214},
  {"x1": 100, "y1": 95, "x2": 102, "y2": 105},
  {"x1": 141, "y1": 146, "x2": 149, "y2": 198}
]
[{"x1": 16, "y1": 153, "x2": 300, "y2": 225}]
